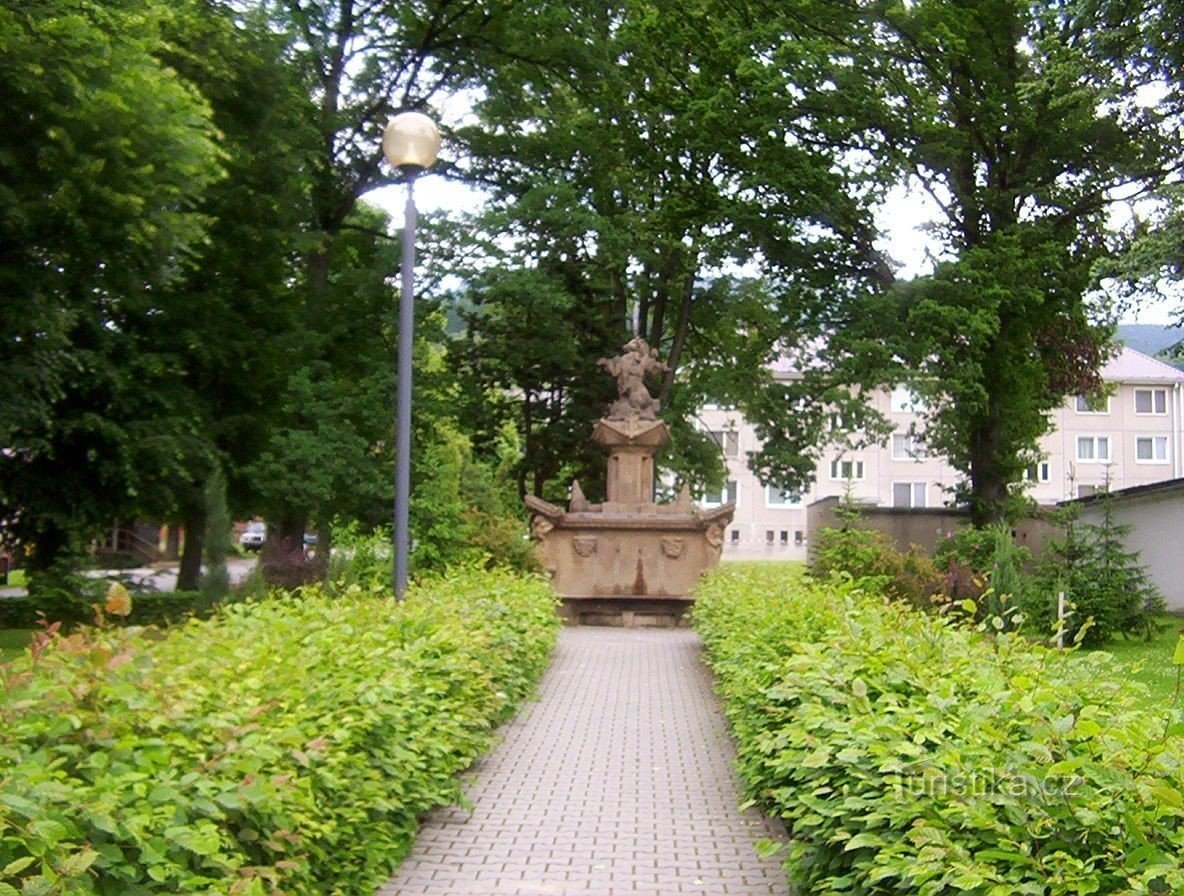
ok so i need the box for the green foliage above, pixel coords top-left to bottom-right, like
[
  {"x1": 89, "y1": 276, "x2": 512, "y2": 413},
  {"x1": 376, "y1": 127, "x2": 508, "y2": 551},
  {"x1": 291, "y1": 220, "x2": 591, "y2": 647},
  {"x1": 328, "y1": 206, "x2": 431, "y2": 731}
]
[
  {"x1": 1030, "y1": 498, "x2": 1167, "y2": 647},
  {"x1": 0, "y1": 590, "x2": 222, "y2": 631},
  {"x1": 693, "y1": 566, "x2": 1184, "y2": 896},
  {"x1": 811, "y1": 524, "x2": 944, "y2": 609},
  {"x1": 411, "y1": 422, "x2": 538, "y2": 577},
  {"x1": 0, "y1": 0, "x2": 225, "y2": 569},
  {"x1": 325, "y1": 521, "x2": 393, "y2": 596},
  {"x1": 0, "y1": 567, "x2": 558, "y2": 894},
  {"x1": 750, "y1": 0, "x2": 1177, "y2": 525}
]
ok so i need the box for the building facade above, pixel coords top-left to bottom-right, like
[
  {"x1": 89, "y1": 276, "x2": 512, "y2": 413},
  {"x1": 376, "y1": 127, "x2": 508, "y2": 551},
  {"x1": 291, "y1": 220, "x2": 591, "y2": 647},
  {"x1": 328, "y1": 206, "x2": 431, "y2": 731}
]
[{"x1": 697, "y1": 347, "x2": 1184, "y2": 561}]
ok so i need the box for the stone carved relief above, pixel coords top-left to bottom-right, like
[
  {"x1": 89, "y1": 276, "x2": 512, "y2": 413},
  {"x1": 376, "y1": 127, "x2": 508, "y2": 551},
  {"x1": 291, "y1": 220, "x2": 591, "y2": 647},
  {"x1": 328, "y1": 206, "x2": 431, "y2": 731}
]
[
  {"x1": 705, "y1": 523, "x2": 725, "y2": 549},
  {"x1": 660, "y1": 538, "x2": 684, "y2": 559},
  {"x1": 530, "y1": 515, "x2": 554, "y2": 540},
  {"x1": 572, "y1": 536, "x2": 598, "y2": 558}
]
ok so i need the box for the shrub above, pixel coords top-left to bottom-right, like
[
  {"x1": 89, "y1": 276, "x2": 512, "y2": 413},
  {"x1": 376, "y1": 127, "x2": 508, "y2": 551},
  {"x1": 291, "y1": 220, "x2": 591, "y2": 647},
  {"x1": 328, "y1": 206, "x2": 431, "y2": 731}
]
[
  {"x1": 694, "y1": 565, "x2": 1184, "y2": 896},
  {"x1": 1030, "y1": 497, "x2": 1167, "y2": 647},
  {"x1": 0, "y1": 590, "x2": 224, "y2": 630},
  {"x1": 934, "y1": 523, "x2": 1033, "y2": 622},
  {"x1": 812, "y1": 525, "x2": 945, "y2": 608},
  {"x1": 0, "y1": 567, "x2": 558, "y2": 895}
]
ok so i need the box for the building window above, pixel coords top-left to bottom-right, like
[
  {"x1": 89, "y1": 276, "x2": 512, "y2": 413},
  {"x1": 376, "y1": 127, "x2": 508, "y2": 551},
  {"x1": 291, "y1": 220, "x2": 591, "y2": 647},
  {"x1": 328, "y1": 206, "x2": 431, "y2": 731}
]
[
  {"x1": 893, "y1": 482, "x2": 928, "y2": 508},
  {"x1": 708, "y1": 429, "x2": 740, "y2": 457},
  {"x1": 1076, "y1": 436, "x2": 1111, "y2": 462},
  {"x1": 1077, "y1": 484, "x2": 1097, "y2": 498},
  {"x1": 890, "y1": 386, "x2": 925, "y2": 413},
  {"x1": 766, "y1": 485, "x2": 803, "y2": 507},
  {"x1": 1025, "y1": 462, "x2": 1051, "y2": 483},
  {"x1": 766, "y1": 530, "x2": 775, "y2": 544},
  {"x1": 779, "y1": 530, "x2": 789, "y2": 545},
  {"x1": 1134, "y1": 388, "x2": 1168, "y2": 415},
  {"x1": 794, "y1": 530, "x2": 804, "y2": 546},
  {"x1": 829, "y1": 410, "x2": 857, "y2": 432},
  {"x1": 891, "y1": 432, "x2": 928, "y2": 460},
  {"x1": 703, "y1": 480, "x2": 738, "y2": 506},
  {"x1": 1074, "y1": 394, "x2": 1110, "y2": 414},
  {"x1": 829, "y1": 458, "x2": 865, "y2": 481},
  {"x1": 1135, "y1": 435, "x2": 1169, "y2": 463},
  {"x1": 729, "y1": 529, "x2": 740, "y2": 545}
]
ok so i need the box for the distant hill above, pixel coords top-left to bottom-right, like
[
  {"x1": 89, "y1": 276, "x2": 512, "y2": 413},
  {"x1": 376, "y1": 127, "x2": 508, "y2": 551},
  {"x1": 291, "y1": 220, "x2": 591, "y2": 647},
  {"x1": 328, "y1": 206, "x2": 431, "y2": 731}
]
[{"x1": 1116, "y1": 323, "x2": 1184, "y2": 367}]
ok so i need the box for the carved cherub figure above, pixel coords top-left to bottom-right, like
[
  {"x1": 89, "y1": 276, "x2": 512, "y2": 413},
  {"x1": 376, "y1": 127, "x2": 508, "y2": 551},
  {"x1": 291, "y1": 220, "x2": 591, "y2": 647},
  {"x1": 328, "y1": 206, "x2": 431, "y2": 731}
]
[{"x1": 597, "y1": 336, "x2": 668, "y2": 421}]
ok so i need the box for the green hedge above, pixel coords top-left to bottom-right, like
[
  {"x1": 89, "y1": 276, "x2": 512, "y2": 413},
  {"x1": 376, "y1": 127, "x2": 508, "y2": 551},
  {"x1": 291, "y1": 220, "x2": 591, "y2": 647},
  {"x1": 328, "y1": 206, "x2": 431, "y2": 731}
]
[
  {"x1": 0, "y1": 567, "x2": 559, "y2": 895},
  {"x1": 0, "y1": 590, "x2": 222, "y2": 630},
  {"x1": 693, "y1": 566, "x2": 1184, "y2": 895}
]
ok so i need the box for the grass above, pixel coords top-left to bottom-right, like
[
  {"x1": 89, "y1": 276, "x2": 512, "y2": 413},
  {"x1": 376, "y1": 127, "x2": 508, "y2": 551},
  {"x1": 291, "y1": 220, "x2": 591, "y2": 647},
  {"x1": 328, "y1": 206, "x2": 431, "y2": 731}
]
[
  {"x1": 2, "y1": 568, "x2": 26, "y2": 588},
  {"x1": 1091, "y1": 613, "x2": 1184, "y2": 709}
]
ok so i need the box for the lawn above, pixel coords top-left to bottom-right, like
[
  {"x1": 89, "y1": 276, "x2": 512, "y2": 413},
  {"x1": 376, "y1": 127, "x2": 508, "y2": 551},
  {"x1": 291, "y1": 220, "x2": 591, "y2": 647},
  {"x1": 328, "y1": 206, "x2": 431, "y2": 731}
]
[{"x1": 1091, "y1": 613, "x2": 1184, "y2": 709}]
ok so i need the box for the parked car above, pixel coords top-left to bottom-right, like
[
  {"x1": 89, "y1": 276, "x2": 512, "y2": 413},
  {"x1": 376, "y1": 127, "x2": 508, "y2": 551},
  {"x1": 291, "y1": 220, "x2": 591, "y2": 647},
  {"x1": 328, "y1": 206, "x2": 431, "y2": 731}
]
[{"x1": 239, "y1": 521, "x2": 266, "y2": 551}]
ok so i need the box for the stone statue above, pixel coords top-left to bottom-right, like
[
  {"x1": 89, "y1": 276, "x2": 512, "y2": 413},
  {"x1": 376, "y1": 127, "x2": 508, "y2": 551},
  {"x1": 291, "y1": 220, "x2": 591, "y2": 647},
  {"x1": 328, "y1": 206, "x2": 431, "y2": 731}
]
[{"x1": 597, "y1": 336, "x2": 669, "y2": 421}]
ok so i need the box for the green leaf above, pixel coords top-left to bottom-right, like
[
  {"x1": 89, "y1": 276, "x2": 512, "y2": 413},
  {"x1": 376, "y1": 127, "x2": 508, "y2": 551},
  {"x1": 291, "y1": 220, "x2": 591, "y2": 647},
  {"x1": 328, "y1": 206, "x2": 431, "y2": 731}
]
[
  {"x1": 20, "y1": 878, "x2": 53, "y2": 896},
  {"x1": 58, "y1": 849, "x2": 99, "y2": 878},
  {"x1": 1172, "y1": 634, "x2": 1184, "y2": 666},
  {"x1": 2, "y1": 858, "x2": 35, "y2": 877}
]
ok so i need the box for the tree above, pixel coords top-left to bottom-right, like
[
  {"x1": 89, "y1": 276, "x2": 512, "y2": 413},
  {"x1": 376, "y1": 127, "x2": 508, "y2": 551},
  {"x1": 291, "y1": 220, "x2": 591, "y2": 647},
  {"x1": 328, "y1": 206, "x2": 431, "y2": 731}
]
[
  {"x1": 0, "y1": 0, "x2": 224, "y2": 583},
  {"x1": 447, "y1": 0, "x2": 879, "y2": 499},
  {"x1": 153, "y1": 0, "x2": 318, "y2": 590},
  {"x1": 753, "y1": 0, "x2": 1179, "y2": 525},
  {"x1": 249, "y1": 0, "x2": 529, "y2": 583}
]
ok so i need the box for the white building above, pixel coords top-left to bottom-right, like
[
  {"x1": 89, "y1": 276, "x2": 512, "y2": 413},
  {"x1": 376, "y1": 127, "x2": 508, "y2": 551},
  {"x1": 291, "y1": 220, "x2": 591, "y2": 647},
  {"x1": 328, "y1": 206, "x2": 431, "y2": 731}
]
[{"x1": 697, "y1": 347, "x2": 1184, "y2": 561}]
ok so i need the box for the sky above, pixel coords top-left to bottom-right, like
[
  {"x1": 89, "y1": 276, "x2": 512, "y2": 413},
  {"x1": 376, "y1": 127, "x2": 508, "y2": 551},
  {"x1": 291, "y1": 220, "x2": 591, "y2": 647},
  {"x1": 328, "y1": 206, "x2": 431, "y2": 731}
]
[{"x1": 368, "y1": 173, "x2": 1181, "y2": 329}]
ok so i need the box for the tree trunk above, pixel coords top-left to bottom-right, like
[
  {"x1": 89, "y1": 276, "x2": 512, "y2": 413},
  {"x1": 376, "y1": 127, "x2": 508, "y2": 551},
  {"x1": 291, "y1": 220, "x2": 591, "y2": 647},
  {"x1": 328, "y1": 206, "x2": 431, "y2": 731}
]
[
  {"x1": 967, "y1": 418, "x2": 1009, "y2": 527},
  {"x1": 659, "y1": 272, "x2": 695, "y2": 405},
  {"x1": 314, "y1": 523, "x2": 333, "y2": 582},
  {"x1": 177, "y1": 508, "x2": 206, "y2": 591},
  {"x1": 261, "y1": 516, "x2": 315, "y2": 588}
]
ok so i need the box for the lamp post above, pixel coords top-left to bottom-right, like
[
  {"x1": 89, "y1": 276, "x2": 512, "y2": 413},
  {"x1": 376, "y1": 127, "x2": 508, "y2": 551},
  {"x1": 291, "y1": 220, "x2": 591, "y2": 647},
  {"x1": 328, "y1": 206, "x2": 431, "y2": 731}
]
[{"x1": 383, "y1": 111, "x2": 440, "y2": 600}]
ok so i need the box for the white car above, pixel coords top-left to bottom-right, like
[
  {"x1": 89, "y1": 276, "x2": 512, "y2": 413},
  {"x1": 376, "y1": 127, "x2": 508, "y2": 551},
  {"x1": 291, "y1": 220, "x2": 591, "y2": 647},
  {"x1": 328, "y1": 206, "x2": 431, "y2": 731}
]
[{"x1": 239, "y1": 521, "x2": 266, "y2": 551}]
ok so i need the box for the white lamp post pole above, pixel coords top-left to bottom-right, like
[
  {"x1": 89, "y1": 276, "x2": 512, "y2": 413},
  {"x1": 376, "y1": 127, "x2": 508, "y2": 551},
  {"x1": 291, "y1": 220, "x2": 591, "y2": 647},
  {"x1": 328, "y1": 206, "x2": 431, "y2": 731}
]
[{"x1": 382, "y1": 111, "x2": 440, "y2": 600}]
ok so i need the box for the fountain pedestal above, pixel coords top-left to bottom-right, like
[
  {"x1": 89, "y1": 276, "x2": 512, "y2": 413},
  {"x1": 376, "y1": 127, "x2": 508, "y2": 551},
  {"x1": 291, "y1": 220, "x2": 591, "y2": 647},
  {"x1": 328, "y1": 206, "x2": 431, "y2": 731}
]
[{"x1": 525, "y1": 338, "x2": 734, "y2": 624}]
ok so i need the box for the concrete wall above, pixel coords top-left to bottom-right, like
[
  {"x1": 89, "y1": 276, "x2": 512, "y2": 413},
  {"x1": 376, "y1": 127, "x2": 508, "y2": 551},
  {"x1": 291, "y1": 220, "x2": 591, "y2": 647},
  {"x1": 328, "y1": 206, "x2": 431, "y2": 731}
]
[
  {"x1": 1077, "y1": 487, "x2": 1184, "y2": 612},
  {"x1": 805, "y1": 497, "x2": 1059, "y2": 564}
]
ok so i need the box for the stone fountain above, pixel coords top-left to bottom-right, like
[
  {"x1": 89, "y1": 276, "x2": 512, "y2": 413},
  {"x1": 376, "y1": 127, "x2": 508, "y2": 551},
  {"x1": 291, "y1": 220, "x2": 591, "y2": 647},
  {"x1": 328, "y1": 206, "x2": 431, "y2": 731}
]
[{"x1": 525, "y1": 337, "x2": 735, "y2": 625}]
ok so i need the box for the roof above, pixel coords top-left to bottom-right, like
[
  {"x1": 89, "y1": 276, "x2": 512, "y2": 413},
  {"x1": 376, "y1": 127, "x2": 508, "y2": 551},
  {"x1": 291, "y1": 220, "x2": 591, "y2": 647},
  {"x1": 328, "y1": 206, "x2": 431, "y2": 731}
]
[
  {"x1": 1101, "y1": 346, "x2": 1184, "y2": 384},
  {"x1": 769, "y1": 343, "x2": 1184, "y2": 384},
  {"x1": 1062, "y1": 477, "x2": 1184, "y2": 508}
]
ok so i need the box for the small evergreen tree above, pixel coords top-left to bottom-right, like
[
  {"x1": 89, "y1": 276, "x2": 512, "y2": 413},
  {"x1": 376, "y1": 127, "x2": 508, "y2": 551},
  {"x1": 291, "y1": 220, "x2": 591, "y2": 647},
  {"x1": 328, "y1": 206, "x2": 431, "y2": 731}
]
[{"x1": 1032, "y1": 490, "x2": 1165, "y2": 647}]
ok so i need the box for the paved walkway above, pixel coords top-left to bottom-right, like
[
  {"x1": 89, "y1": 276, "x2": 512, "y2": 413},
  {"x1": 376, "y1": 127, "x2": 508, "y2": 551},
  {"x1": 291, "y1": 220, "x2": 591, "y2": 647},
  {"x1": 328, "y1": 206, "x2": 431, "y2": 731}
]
[{"x1": 377, "y1": 627, "x2": 789, "y2": 896}]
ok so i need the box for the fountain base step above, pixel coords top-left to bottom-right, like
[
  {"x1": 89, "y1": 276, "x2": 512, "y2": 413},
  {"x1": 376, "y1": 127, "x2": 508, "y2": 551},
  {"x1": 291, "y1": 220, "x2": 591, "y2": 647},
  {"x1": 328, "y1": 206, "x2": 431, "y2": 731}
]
[{"x1": 558, "y1": 597, "x2": 692, "y2": 628}]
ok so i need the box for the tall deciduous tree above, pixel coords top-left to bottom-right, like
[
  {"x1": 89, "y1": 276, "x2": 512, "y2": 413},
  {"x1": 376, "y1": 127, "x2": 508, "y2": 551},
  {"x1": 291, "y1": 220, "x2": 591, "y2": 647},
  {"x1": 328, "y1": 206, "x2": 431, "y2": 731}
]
[
  {"x1": 752, "y1": 0, "x2": 1179, "y2": 525},
  {"x1": 447, "y1": 0, "x2": 879, "y2": 499},
  {"x1": 249, "y1": 0, "x2": 525, "y2": 582},
  {"x1": 0, "y1": 0, "x2": 224, "y2": 580}
]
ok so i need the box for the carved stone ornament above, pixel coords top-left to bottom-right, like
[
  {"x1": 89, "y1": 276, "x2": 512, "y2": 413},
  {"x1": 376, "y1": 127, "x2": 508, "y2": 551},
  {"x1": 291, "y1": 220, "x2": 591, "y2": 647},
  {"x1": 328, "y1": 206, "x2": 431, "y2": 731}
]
[
  {"x1": 572, "y1": 536, "x2": 598, "y2": 558},
  {"x1": 660, "y1": 538, "x2": 684, "y2": 559},
  {"x1": 530, "y1": 515, "x2": 554, "y2": 540},
  {"x1": 705, "y1": 523, "x2": 725, "y2": 549},
  {"x1": 596, "y1": 336, "x2": 669, "y2": 421}
]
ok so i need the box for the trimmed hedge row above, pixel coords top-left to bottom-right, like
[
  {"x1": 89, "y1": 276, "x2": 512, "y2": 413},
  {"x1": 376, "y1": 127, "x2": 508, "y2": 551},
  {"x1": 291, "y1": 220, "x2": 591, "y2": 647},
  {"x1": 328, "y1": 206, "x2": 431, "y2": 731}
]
[
  {"x1": 0, "y1": 567, "x2": 559, "y2": 895},
  {"x1": 693, "y1": 565, "x2": 1184, "y2": 895},
  {"x1": 0, "y1": 590, "x2": 221, "y2": 630}
]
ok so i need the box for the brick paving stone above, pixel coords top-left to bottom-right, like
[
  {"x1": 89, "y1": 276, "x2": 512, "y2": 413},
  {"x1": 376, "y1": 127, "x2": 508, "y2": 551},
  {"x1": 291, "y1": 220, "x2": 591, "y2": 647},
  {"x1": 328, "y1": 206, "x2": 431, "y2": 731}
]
[{"x1": 376, "y1": 627, "x2": 789, "y2": 896}]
